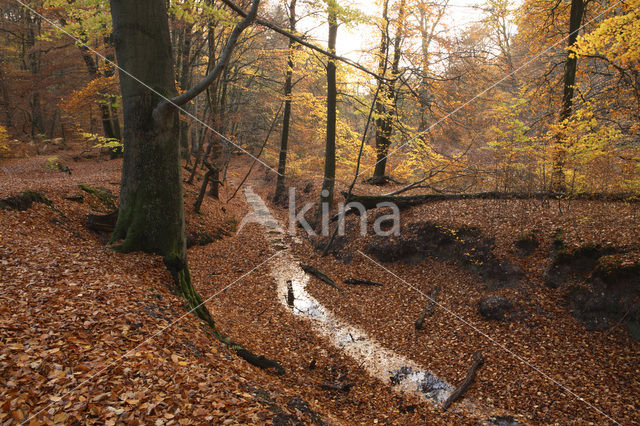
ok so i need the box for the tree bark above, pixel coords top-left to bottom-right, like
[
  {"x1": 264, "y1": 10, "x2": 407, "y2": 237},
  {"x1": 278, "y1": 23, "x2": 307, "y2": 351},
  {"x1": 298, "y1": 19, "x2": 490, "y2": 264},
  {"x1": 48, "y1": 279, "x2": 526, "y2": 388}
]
[
  {"x1": 344, "y1": 278, "x2": 383, "y2": 286},
  {"x1": 373, "y1": 0, "x2": 405, "y2": 183},
  {"x1": 372, "y1": 0, "x2": 390, "y2": 184},
  {"x1": 177, "y1": 24, "x2": 194, "y2": 160},
  {"x1": 109, "y1": 0, "x2": 185, "y2": 259},
  {"x1": 320, "y1": 1, "x2": 338, "y2": 211},
  {"x1": 0, "y1": 62, "x2": 12, "y2": 128},
  {"x1": 109, "y1": 0, "x2": 283, "y2": 374},
  {"x1": 552, "y1": 0, "x2": 585, "y2": 192},
  {"x1": 274, "y1": 0, "x2": 297, "y2": 202}
]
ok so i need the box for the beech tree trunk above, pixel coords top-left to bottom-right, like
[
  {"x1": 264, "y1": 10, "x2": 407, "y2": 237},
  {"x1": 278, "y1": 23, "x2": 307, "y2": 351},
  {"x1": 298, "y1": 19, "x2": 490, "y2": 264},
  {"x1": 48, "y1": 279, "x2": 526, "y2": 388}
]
[
  {"x1": 108, "y1": 0, "x2": 283, "y2": 373},
  {"x1": 320, "y1": 1, "x2": 338, "y2": 211},
  {"x1": 372, "y1": 0, "x2": 405, "y2": 183},
  {"x1": 274, "y1": 0, "x2": 297, "y2": 202},
  {"x1": 552, "y1": 0, "x2": 585, "y2": 192},
  {"x1": 109, "y1": 0, "x2": 185, "y2": 263}
]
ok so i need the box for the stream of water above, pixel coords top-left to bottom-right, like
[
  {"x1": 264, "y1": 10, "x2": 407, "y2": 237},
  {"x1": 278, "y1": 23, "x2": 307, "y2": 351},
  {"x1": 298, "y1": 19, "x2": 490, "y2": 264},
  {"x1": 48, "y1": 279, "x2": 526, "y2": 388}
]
[
  {"x1": 243, "y1": 187, "x2": 454, "y2": 402},
  {"x1": 243, "y1": 187, "x2": 517, "y2": 424}
]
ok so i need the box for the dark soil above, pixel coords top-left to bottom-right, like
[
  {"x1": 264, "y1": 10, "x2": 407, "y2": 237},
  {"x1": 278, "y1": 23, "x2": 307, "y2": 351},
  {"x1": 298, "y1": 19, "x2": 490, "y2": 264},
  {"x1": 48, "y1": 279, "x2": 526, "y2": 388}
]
[{"x1": 365, "y1": 222, "x2": 526, "y2": 290}]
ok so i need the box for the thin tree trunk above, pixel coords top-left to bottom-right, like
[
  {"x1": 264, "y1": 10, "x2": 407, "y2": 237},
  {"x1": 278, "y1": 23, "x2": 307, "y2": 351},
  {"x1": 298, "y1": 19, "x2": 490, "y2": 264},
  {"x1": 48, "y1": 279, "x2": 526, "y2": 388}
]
[
  {"x1": 373, "y1": 0, "x2": 405, "y2": 183},
  {"x1": 552, "y1": 0, "x2": 585, "y2": 192},
  {"x1": 274, "y1": 0, "x2": 297, "y2": 202},
  {"x1": 30, "y1": 93, "x2": 44, "y2": 138},
  {"x1": 80, "y1": 48, "x2": 122, "y2": 143},
  {"x1": 0, "y1": 61, "x2": 12, "y2": 128},
  {"x1": 320, "y1": 1, "x2": 338, "y2": 212},
  {"x1": 109, "y1": 96, "x2": 122, "y2": 140},
  {"x1": 372, "y1": 0, "x2": 390, "y2": 184},
  {"x1": 48, "y1": 108, "x2": 58, "y2": 139},
  {"x1": 179, "y1": 25, "x2": 194, "y2": 160}
]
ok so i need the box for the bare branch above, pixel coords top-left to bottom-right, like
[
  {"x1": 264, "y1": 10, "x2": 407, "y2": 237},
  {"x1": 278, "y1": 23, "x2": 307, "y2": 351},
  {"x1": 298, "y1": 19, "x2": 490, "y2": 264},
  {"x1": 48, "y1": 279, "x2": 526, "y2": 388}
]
[
  {"x1": 155, "y1": 0, "x2": 260, "y2": 116},
  {"x1": 218, "y1": 0, "x2": 390, "y2": 81}
]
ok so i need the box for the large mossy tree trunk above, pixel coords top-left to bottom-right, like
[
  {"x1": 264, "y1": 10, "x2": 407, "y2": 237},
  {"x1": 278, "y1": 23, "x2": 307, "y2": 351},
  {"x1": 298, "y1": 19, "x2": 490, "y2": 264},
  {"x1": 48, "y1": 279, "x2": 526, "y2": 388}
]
[
  {"x1": 108, "y1": 0, "x2": 283, "y2": 374},
  {"x1": 109, "y1": 0, "x2": 185, "y2": 264}
]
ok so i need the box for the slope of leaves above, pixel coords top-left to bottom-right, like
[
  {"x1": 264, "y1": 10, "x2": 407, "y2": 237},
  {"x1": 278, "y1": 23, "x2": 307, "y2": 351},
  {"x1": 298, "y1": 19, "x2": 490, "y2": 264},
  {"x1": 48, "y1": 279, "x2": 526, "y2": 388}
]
[
  {"x1": 1, "y1": 153, "x2": 479, "y2": 424},
  {"x1": 257, "y1": 176, "x2": 640, "y2": 424}
]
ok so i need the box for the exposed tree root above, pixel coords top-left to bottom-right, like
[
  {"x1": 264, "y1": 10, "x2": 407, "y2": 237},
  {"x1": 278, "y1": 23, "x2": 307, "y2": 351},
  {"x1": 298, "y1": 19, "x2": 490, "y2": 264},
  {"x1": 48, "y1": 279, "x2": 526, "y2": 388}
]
[
  {"x1": 79, "y1": 184, "x2": 117, "y2": 211},
  {"x1": 164, "y1": 257, "x2": 285, "y2": 375},
  {"x1": 0, "y1": 190, "x2": 53, "y2": 211},
  {"x1": 88, "y1": 209, "x2": 118, "y2": 233}
]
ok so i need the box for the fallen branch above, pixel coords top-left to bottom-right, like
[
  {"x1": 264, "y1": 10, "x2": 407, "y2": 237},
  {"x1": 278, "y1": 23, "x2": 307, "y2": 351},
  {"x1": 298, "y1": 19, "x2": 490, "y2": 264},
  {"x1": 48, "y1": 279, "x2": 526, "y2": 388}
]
[
  {"x1": 235, "y1": 348, "x2": 285, "y2": 374},
  {"x1": 415, "y1": 286, "x2": 440, "y2": 330},
  {"x1": 363, "y1": 175, "x2": 402, "y2": 186},
  {"x1": 442, "y1": 352, "x2": 484, "y2": 411},
  {"x1": 88, "y1": 209, "x2": 118, "y2": 233},
  {"x1": 344, "y1": 191, "x2": 640, "y2": 211},
  {"x1": 287, "y1": 280, "x2": 295, "y2": 307},
  {"x1": 384, "y1": 177, "x2": 427, "y2": 196},
  {"x1": 321, "y1": 382, "x2": 354, "y2": 392},
  {"x1": 344, "y1": 278, "x2": 383, "y2": 287},
  {"x1": 300, "y1": 264, "x2": 344, "y2": 295}
]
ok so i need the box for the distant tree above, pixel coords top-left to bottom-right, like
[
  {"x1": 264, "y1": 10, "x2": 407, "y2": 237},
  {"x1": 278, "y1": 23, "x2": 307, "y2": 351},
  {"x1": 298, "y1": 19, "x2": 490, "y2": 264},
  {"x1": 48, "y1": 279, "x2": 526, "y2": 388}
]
[
  {"x1": 319, "y1": 0, "x2": 339, "y2": 213},
  {"x1": 372, "y1": 0, "x2": 406, "y2": 184},
  {"x1": 274, "y1": 0, "x2": 298, "y2": 203},
  {"x1": 552, "y1": 0, "x2": 585, "y2": 191},
  {"x1": 45, "y1": 0, "x2": 122, "y2": 143}
]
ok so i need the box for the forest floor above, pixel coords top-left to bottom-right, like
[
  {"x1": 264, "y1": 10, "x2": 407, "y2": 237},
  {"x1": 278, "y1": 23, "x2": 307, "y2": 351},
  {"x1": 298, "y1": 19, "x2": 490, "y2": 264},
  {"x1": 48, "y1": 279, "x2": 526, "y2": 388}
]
[{"x1": 1, "y1": 149, "x2": 639, "y2": 424}]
